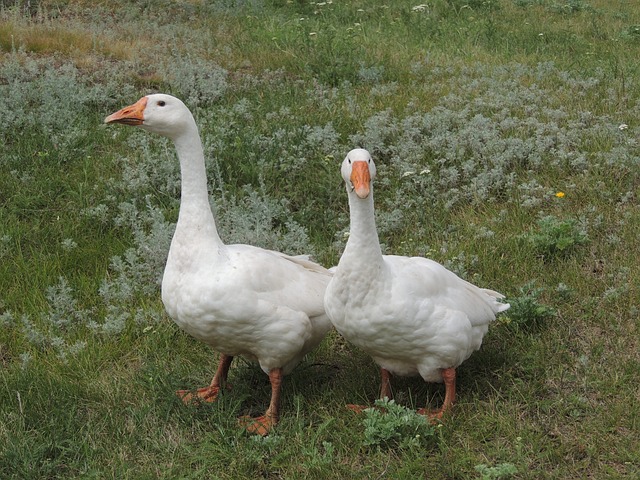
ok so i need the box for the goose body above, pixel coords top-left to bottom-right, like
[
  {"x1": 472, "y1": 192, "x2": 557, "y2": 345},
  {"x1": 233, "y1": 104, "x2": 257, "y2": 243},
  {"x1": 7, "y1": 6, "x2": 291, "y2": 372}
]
[
  {"x1": 163, "y1": 244, "x2": 330, "y2": 373},
  {"x1": 324, "y1": 148, "x2": 509, "y2": 417},
  {"x1": 105, "y1": 94, "x2": 332, "y2": 434}
]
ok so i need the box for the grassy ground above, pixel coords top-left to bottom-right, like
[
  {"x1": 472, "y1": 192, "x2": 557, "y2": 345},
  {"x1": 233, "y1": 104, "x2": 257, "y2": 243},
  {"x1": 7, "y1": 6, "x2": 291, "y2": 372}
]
[{"x1": 1, "y1": 0, "x2": 639, "y2": 478}]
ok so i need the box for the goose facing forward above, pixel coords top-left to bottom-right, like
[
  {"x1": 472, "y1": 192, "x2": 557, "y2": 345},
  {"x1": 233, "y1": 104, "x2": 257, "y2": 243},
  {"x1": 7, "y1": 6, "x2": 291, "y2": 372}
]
[
  {"x1": 105, "y1": 94, "x2": 333, "y2": 435},
  {"x1": 324, "y1": 148, "x2": 509, "y2": 419}
]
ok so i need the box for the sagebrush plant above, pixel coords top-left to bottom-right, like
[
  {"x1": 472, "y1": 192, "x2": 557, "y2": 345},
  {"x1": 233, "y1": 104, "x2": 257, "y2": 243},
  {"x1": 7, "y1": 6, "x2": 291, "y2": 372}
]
[
  {"x1": 361, "y1": 398, "x2": 436, "y2": 450},
  {"x1": 504, "y1": 282, "x2": 556, "y2": 331},
  {"x1": 474, "y1": 462, "x2": 518, "y2": 480},
  {"x1": 1, "y1": 0, "x2": 639, "y2": 478}
]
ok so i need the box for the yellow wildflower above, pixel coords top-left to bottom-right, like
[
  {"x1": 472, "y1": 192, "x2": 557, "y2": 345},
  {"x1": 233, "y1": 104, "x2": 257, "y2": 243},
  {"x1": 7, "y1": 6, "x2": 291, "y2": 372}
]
[{"x1": 555, "y1": 192, "x2": 565, "y2": 198}]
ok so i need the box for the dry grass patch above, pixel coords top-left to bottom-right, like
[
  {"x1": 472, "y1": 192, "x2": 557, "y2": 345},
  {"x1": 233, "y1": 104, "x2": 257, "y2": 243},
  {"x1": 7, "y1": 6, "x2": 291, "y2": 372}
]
[{"x1": 0, "y1": 18, "x2": 154, "y2": 66}]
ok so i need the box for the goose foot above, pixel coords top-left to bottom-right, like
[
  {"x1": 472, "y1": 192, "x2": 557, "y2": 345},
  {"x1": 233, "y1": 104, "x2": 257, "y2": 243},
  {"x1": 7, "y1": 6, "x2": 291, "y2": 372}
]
[
  {"x1": 238, "y1": 414, "x2": 276, "y2": 436},
  {"x1": 416, "y1": 407, "x2": 446, "y2": 421},
  {"x1": 177, "y1": 353, "x2": 234, "y2": 405},
  {"x1": 177, "y1": 385, "x2": 229, "y2": 404},
  {"x1": 238, "y1": 367, "x2": 283, "y2": 436}
]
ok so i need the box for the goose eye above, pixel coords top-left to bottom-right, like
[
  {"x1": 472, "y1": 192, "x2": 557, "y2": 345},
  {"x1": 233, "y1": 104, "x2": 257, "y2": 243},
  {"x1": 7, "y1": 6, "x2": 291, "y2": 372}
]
[
  {"x1": 348, "y1": 158, "x2": 351, "y2": 164},
  {"x1": 157, "y1": 101, "x2": 166, "y2": 107}
]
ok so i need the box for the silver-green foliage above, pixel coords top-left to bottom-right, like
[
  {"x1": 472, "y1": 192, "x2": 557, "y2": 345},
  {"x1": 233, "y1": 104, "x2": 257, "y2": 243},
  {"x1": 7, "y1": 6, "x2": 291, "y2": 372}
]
[
  {"x1": 361, "y1": 398, "x2": 436, "y2": 449},
  {"x1": 0, "y1": 51, "x2": 135, "y2": 148},
  {"x1": 505, "y1": 282, "x2": 557, "y2": 331},
  {"x1": 475, "y1": 462, "x2": 518, "y2": 480},
  {"x1": 352, "y1": 61, "x2": 636, "y2": 212}
]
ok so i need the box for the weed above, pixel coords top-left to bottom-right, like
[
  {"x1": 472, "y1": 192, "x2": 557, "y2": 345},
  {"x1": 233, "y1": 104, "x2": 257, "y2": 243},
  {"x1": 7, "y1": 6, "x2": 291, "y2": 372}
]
[
  {"x1": 474, "y1": 462, "x2": 518, "y2": 479},
  {"x1": 550, "y1": 0, "x2": 592, "y2": 15},
  {"x1": 361, "y1": 398, "x2": 436, "y2": 450},
  {"x1": 523, "y1": 215, "x2": 589, "y2": 259},
  {"x1": 621, "y1": 24, "x2": 640, "y2": 40},
  {"x1": 167, "y1": 56, "x2": 228, "y2": 108},
  {"x1": 300, "y1": 440, "x2": 335, "y2": 471},
  {"x1": 503, "y1": 282, "x2": 556, "y2": 331}
]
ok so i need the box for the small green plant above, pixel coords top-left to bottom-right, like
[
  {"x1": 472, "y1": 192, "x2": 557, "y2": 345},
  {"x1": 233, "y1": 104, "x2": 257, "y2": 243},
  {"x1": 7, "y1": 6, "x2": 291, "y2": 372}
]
[
  {"x1": 513, "y1": 0, "x2": 543, "y2": 7},
  {"x1": 361, "y1": 398, "x2": 436, "y2": 449},
  {"x1": 475, "y1": 462, "x2": 518, "y2": 480},
  {"x1": 445, "y1": 0, "x2": 501, "y2": 13},
  {"x1": 621, "y1": 25, "x2": 640, "y2": 40},
  {"x1": 550, "y1": 0, "x2": 591, "y2": 14},
  {"x1": 503, "y1": 282, "x2": 556, "y2": 331},
  {"x1": 300, "y1": 441, "x2": 335, "y2": 471},
  {"x1": 523, "y1": 215, "x2": 588, "y2": 259}
]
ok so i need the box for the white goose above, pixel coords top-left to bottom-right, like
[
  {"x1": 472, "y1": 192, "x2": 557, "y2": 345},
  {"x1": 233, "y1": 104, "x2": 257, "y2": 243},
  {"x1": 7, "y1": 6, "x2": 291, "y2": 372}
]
[
  {"x1": 105, "y1": 94, "x2": 333, "y2": 435},
  {"x1": 324, "y1": 148, "x2": 509, "y2": 419}
]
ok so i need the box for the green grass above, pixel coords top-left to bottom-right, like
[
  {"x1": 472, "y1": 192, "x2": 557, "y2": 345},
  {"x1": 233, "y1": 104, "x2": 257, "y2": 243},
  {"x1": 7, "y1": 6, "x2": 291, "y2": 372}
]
[{"x1": 1, "y1": 0, "x2": 639, "y2": 478}]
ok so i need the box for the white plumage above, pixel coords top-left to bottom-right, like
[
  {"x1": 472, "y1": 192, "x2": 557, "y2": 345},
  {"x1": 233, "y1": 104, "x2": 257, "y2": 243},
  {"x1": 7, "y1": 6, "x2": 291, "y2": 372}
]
[
  {"x1": 105, "y1": 94, "x2": 332, "y2": 434},
  {"x1": 324, "y1": 148, "x2": 509, "y2": 418}
]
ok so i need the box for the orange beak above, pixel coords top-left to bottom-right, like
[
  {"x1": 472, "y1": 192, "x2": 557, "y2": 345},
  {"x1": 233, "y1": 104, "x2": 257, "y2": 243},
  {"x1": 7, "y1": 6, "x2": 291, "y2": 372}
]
[
  {"x1": 351, "y1": 161, "x2": 371, "y2": 199},
  {"x1": 104, "y1": 97, "x2": 147, "y2": 126}
]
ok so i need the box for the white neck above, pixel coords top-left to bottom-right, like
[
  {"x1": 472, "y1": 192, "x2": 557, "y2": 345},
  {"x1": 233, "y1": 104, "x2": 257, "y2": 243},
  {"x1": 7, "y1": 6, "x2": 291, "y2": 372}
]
[
  {"x1": 342, "y1": 185, "x2": 384, "y2": 267},
  {"x1": 172, "y1": 123, "x2": 223, "y2": 250}
]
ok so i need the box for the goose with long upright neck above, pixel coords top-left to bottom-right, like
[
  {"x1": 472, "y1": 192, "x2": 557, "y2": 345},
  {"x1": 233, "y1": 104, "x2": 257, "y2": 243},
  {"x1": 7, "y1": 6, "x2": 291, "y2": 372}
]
[
  {"x1": 324, "y1": 148, "x2": 509, "y2": 419},
  {"x1": 105, "y1": 94, "x2": 333, "y2": 435}
]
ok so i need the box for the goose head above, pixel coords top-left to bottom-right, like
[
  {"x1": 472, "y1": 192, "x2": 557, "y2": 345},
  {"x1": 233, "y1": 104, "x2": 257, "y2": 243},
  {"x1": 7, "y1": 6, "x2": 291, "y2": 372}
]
[
  {"x1": 105, "y1": 93, "x2": 195, "y2": 141},
  {"x1": 342, "y1": 148, "x2": 376, "y2": 199}
]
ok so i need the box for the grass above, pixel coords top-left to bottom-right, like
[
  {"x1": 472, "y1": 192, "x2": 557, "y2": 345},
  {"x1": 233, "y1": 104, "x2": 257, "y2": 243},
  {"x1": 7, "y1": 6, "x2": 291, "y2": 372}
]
[{"x1": 1, "y1": 0, "x2": 639, "y2": 478}]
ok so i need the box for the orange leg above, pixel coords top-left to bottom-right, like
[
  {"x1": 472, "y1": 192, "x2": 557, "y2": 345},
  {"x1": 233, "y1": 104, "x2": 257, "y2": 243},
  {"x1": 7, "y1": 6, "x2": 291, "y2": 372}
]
[
  {"x1": 177, "y1": 354, "x2": 234, "y2": 404},
  {"x1": 380, "y1": 368, "x2": 393, "y2": 400},
  {"x1": 239, "y1": 367, "x2": 283, "y2": 436},
  {"x1": 417, "y1": 367, "x2": 456, "y2": 420},
  {"x1": 347, "y1": 367, "x2": 393, "y2": 413}
]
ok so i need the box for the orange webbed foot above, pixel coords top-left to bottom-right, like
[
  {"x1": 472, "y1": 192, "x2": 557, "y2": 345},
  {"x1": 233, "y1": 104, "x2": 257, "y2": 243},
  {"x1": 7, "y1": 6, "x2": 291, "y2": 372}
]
[
  {"x1": 417, "y1": 407, "x2": 446, "y2": 424},
  {"x1": 346, "y1": 404, "x2": 370, "y2": 414},
  {"x1": 238, "y1": 414, "x2": 276, "y2": 436},
  {"x1": 176, "y1": 385, "x2": 223, "y2": 404}
]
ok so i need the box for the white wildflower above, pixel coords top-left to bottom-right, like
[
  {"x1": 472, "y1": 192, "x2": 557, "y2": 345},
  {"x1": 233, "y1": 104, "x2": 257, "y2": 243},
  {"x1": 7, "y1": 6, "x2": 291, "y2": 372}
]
[{"x1": 619, "y1": 123, "x2": 628, "y2": 130}]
